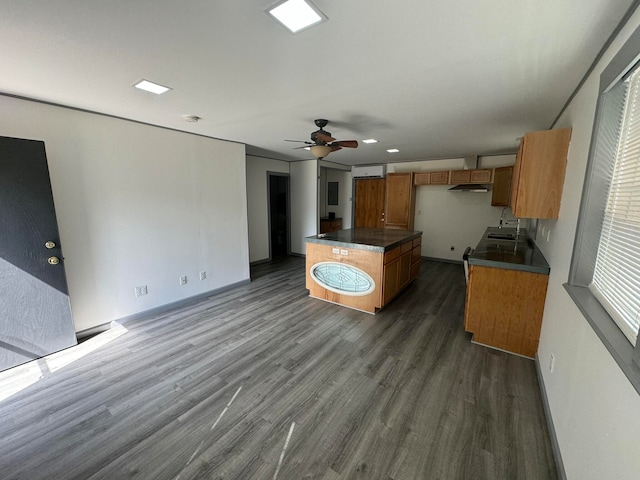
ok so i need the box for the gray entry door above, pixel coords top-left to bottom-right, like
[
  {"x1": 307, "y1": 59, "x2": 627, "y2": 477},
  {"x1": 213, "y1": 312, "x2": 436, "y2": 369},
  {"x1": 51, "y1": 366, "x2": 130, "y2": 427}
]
[{"x1": 0, "y1": 136, "x2": 77, "y2": 372}]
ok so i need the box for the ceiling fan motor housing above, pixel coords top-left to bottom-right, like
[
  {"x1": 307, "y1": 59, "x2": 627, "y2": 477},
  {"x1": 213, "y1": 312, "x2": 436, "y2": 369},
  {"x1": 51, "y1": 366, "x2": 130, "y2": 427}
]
[{"x1": 311, "y1": 129, "x2": 331, "y2": 144}]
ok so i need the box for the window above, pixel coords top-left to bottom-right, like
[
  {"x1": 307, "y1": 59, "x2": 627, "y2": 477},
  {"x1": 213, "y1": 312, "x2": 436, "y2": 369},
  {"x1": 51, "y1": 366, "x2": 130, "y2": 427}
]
[
  {"x1": 590, "y1": 66, "x2": 640, "y2": 345},
  {"x1": 566, "y1": 24, "x2": 640, "y2": 394}
]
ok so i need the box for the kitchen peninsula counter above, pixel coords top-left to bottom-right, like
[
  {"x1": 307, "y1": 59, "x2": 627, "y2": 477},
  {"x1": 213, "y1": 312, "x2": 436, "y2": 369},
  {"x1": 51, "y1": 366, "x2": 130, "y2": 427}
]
[
  {"x1": 464, "y1": 227, "x2": 550, "y2": 358},
  {"x1": 305, "y1": 228, "x2": 422, "y2": 313}
]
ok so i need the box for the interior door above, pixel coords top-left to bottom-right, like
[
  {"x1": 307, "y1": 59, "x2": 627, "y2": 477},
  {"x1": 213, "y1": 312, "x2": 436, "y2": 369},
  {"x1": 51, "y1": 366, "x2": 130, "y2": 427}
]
[
  {"x1": 354, "y1": 178, "x2": 386, "y2": 228},
  {"x1": 0, "y1": 136, "x2": 77, "y2": 372}
]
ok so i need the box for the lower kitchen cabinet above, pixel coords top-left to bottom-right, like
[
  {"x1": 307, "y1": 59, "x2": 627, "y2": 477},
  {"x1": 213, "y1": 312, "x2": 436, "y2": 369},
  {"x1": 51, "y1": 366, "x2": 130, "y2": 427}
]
[{"x1": 464, "y1": 265, "x2": 549, "y2": 358}]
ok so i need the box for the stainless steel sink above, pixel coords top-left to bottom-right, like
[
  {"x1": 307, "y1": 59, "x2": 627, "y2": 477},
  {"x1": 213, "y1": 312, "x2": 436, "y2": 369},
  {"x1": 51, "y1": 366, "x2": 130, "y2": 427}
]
[{"x1": 487, "y1": 232, "x2": 517, "y2": 240}]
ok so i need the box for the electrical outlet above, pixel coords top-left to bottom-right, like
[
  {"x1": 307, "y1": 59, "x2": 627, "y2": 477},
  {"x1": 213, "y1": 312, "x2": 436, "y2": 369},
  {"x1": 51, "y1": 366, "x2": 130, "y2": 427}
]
[
  {"x1": 549, "y1": 354, "x2": 555, "y2": 373},
  {"x1": 199, "y1": 271, "x2": 207, "y2": 280},
  {"x1": 179, "y1": 275, "x2": 187, "y2": 285},
  {"x1": 135, "y1": 285, "x2": 148, "y2": 297},
  {"x1": 450, "y1": 245, "x2": 455, "y2": 251}
]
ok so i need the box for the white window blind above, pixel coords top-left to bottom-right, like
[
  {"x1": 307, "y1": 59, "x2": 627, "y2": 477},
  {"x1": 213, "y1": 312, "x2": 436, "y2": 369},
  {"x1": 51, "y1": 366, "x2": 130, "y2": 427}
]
[{"x1": 590, "y1": 66, "x2": 640, "y2": 345}]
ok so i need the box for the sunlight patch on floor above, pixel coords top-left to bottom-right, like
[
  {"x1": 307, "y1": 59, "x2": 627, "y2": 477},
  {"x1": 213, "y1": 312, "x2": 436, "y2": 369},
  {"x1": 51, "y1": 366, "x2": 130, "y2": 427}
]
[{"x1": 0, "y1": 322, "x2": 128, "y2": 402}]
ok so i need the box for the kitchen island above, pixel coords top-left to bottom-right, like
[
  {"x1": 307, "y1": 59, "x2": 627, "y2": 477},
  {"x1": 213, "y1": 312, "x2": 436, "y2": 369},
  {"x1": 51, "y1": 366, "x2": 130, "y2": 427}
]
[
  {"x1": 305, "y1": 228, "x2": 422, "y2": 313},
  {"x1": 464, "y1": 227, "x2": 550, "y2": 358}
]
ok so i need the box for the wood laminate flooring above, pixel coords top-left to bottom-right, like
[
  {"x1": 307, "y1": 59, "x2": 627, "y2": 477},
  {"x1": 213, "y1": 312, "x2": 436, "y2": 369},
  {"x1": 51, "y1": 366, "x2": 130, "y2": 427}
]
[{"x1": 0, "y1": 258, "x2": 557, "y2": 480}]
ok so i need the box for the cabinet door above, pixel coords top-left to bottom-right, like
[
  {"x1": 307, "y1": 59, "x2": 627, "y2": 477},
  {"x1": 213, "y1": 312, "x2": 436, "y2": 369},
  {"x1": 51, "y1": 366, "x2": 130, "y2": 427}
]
[
  {"x1": 470, "y1": 169, "x2": 492, "y2": 183},
  {"x1": 430, "y1": 171, "x2": 449, "y2": 184},
  {"x1": 511, "y1": 128, "x2": 571, "y2": 219},
  {"x1": 414, "y1": 172, "x2": 430, "y2": 185},
  {"x1": 491, "y1": 166, "x2": 513, "y2": 206},
  {"x1": 383, "y1": 258, "x2": 399, "y2": 304},
  {"x1": 398, "y1": 251, "x2": 412, "y2": 288},
  {"x1": 449, "y1": 170, "x2": 471, "y2": 184},
  {"x1": 384, "y1": 172, "x2": 416, "y2": 230}
]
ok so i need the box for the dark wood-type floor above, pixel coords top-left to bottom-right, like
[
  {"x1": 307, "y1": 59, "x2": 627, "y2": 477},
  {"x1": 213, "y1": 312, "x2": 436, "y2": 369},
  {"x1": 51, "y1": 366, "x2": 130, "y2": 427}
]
[{"x1": 0, "y1": 258, "x2": 557, "y2": 480}]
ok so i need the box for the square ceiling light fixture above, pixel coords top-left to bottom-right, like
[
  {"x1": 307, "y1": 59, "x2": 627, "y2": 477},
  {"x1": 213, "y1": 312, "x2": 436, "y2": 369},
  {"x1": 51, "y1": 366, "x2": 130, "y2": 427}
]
[
  {"x1": 133, "y1": 79, "x2": 172, "y2": 95},
  {"x1": 267, "y1": 0, "x2": 327, "y2": 34}
]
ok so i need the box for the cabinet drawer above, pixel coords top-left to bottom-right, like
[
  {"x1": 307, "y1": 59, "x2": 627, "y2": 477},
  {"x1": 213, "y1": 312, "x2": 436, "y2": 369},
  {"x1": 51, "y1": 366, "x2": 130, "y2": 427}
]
[
  {"x1": 384, "y1": 247, "x2": 400, "y2": 263},
  {"x1": 412, "y1": 236, "x2": 422, "y2": 248},
  {"x1": 400, "y1": 241, "x2": 413, "y2": 255}
]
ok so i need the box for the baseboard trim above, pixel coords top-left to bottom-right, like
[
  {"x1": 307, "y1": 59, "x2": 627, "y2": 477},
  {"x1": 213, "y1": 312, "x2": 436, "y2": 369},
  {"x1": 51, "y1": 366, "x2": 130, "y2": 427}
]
[
  {"x1": 535, "y1": 354, "x2": 567, "y2": 480},
  {"x1": 76, "y1": 323, "x2": 112, "y2": 340},
  {"x1": 78, "y1": 279, "x2": 251, "y2": 337},
  {"x1": 250, "y1": 258, "x2": 272, "y2": 267},
  {"x1": 424, "y1": 256, "x2": 463, "y2": 265}
]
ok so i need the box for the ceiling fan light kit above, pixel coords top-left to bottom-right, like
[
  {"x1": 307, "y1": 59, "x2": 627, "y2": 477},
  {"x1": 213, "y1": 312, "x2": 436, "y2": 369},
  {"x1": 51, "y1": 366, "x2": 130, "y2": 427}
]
[
  {"x1": 310, "y1": 145, "x2": 332, "y2": 159},
  {"x1": 288, "y1": 119, "x2": 359, "y2": 159}
]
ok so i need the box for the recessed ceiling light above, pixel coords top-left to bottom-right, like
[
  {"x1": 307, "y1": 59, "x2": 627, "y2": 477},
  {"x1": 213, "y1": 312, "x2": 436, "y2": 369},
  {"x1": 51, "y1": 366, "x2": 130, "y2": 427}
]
[
  {"x1": 387, "y1": 148, "x2": 400, "y2": 153},
  {"x1": 362, "y1": 139, "x2": 378, "y2": 144},
  {"x1": 133, "y1": 79, "x2": 172, "y2": 95},
  {"x1": 267, "y1": 0, "x2": 327, "y2": 34}
]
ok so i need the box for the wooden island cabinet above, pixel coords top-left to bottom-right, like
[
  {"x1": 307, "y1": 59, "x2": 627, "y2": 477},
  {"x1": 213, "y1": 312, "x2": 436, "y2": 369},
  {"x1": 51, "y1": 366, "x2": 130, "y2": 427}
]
[{"x1": 305, "y1": 228, "x2": 422, "y2": 313}]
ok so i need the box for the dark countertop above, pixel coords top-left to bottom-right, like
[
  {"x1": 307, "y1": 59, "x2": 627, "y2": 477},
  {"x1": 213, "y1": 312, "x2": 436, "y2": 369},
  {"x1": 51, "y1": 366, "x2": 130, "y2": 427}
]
[
  {"x1": 468, "y1": 227, "x2": 550, "y2": 275},
  {"x1": 306, "y1": 228, "x2": 422, "y2": 253}
]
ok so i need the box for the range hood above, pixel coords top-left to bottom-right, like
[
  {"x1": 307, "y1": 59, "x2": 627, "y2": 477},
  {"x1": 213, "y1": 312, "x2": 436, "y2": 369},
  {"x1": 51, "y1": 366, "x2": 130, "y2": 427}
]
[
  {"x1": 448, "y1": 183, "x2": 491, "y2": 192},
  {"x1": 447, "y1": 155, "x2": 491, "y2": 192}
]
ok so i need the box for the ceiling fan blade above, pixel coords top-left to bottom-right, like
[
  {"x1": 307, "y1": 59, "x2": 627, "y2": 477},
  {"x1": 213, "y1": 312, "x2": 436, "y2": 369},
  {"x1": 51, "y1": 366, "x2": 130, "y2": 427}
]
[
  {"x1": 293, "y1": 145, "x2": 312, "y2": 150},
  {"x1": 285, "y1": 139, "x2": 312, "y2": 143},
  {"x1": 315, "y1": 132, "x2": 336, "y2": 143},
  {"x1": 330, "y1": 145, "x2": 343, "y2": 152},
  {"x1": 333, "y1": 140, "x2": 358, "y2": 148}
]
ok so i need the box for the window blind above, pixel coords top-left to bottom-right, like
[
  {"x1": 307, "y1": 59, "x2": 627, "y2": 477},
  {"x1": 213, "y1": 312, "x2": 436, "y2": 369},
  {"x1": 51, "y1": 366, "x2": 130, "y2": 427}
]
[{"x1": 591, "y1": 67, "x2": 640, "y2": 345}]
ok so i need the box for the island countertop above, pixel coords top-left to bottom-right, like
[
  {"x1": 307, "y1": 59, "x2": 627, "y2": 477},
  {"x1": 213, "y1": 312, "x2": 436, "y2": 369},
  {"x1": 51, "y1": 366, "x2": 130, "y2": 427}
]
[
  {"x1": 305, "y1": 228, "x2": 423, "y2": 253},
  {"x1": 468, "y1": 227, "x2": 550, "y2": 275}
]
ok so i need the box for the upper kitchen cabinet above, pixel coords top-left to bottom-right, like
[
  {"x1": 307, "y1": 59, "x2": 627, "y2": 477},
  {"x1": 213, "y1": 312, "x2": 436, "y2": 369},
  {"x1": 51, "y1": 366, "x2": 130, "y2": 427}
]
[
  {"x1": 510, "y1": 128, "x2": 572, "y2": 219},
  {"x1": 385, "y1": 172, "x2": 416, "y2": 230},
  {"x1": 491, "y1": 166, "x2": 513, "y2": 207},
  {"x1": 449, "y1": 169, "x2": 493, "y2": 184}
]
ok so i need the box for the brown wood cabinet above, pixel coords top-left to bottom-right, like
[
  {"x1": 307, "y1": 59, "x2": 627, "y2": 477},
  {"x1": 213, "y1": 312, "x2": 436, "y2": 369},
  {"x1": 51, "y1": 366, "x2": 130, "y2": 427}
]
[
  {"x1": 384, "y1": 172, "x2": 416, "y2": 230},
  {"x1": 306, "y1": 235, "x2": 421, "y2": 313},
  {"x1": 510, "y1": 128, "x2": 571, "y2": 219},
  {"x1": 491, "y1": 166, "x2": 513, "y2": 207},
  {"x1": 470, "y1": 169, "x2": 492, "y2": 183},
  {"x1": 320, "y1": 218, "x2": 342, "y2": 233},
  {"x1": 449, "y1": 169, "x2": 493, "y2": 184},
  {"x1": 413, "y1": 172, "x2": 431, "y2": 186},
  {"x1": 382, "y1": 237, "x2": 420, "y2": 305},
  {"x1": 464, "y1": 265, "x2": 549, "y2": 358},
  {"x1": 429, "y1": 171, "x2": 449, "y2": 185},
  {"x1": 354, "y1": 178, "x2": 386, "y2": 228}
]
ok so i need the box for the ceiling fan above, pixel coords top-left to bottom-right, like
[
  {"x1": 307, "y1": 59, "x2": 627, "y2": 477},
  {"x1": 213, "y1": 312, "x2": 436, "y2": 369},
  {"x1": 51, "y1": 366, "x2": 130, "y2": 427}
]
[{"x1": 286, "y1": 119, "x2": 358, "y2": 159}]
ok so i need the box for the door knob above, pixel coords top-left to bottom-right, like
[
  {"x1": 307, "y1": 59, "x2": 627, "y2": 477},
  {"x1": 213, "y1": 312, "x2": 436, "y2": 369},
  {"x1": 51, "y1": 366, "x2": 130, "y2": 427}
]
[
  {"x1": 48, "y1": 256, "x2": 60, "y2": 265},
  {"x1": 45, "y1": 241, "x2": 56, "y2": 249}
]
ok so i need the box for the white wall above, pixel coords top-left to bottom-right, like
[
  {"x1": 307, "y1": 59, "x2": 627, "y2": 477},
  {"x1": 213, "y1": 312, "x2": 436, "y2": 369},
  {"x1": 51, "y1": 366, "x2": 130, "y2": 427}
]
[
  {"x1": 534, "y1": 9, "x2": 640, "y2": 479},
  {"x1": 388, "y1": 155, "x2": 515, "y2": 261},
  {"x1": 0, "y1": 95, "x2": 249, "y2": 334},
  {"x1": 290, "y1": 160, "x2": 318, "y2": 255},
  {"x1": 245, "y1": 155, "x2": 289, "y2": 263}
]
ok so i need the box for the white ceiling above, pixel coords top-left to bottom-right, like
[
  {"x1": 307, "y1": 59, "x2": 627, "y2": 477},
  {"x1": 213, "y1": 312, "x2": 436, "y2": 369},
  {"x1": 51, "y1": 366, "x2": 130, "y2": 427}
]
[{"x1": 0, "y1": 0, "x2": 636, "y2": 166}]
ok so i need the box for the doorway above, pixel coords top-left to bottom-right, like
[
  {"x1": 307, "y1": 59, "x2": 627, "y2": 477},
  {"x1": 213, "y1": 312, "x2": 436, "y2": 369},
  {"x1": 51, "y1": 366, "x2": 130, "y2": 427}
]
[
  {"x1": 268, "y1": 172, "x2": 290, "y2": 261},
  {"x1": 354, "y1": 178, "x2": 386, "y2": 228}
]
